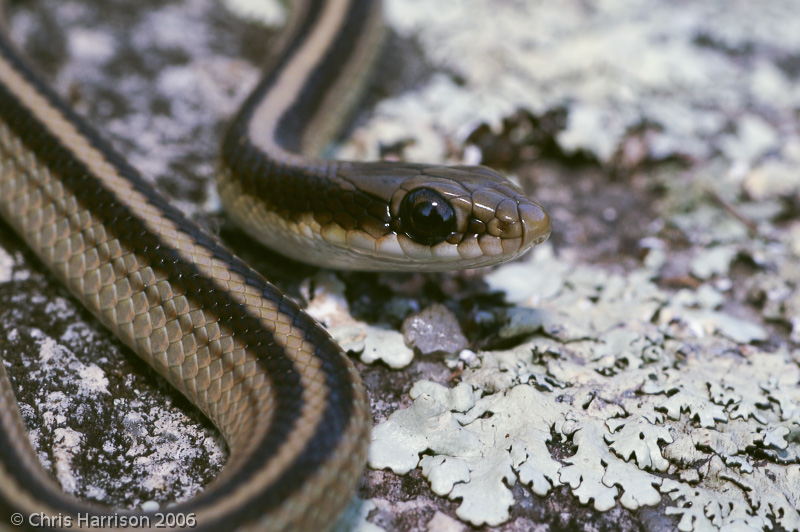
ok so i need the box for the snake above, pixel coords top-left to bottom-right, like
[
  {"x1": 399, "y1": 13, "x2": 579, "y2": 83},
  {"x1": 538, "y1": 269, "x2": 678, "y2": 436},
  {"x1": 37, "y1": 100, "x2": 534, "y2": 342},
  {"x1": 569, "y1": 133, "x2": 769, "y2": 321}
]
[{"x1": 0, "y1": 0, "x2": 551, "y2": 530}]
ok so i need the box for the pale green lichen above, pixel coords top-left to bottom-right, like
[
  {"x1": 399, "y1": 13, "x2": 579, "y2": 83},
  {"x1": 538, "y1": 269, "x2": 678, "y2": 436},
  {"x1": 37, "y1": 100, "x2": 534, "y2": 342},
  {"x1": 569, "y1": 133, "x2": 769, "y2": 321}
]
[
  {"x1": 334, "y1": 324, "x2": 415, "y2": 369},
  {"x1": 303, "y1": 272, "x2": 417, "y2": 369},
  {"x1": 605, "y1": 416, "x2": 673, "y2": 472},
  {"x1": 342, "y1": 0, "x2": 800, "y2": 169},
  {"x1": 367, "y1": 242, "x2": 800, "y2": 530}
]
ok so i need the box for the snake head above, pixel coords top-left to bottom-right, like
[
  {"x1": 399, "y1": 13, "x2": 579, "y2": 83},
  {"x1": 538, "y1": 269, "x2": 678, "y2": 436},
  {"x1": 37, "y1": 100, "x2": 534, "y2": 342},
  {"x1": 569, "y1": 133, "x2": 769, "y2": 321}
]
[{"x1": 336, "y1": 162, "x2": 551, "y2": 271}]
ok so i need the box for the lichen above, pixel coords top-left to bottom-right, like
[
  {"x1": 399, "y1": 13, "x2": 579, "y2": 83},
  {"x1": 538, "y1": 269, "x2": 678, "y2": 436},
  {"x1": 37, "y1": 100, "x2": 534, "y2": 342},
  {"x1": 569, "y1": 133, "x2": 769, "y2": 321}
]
[{"x1": 368, "y1": 244, "x2": 800, "y2": 530}]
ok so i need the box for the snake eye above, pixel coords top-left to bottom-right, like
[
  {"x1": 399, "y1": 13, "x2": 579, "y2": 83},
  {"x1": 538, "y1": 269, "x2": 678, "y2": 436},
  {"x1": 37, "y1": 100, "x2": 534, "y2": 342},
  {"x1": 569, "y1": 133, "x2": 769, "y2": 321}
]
[{"x1": 399, "y1": 188, "x2": 456, "y2": 245}]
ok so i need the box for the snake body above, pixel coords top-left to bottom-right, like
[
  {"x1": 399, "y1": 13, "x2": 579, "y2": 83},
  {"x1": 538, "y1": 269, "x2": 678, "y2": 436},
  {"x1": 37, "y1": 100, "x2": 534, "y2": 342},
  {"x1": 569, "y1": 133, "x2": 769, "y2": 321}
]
[{"x1": 0, "y1": 0, "x2": 550, "y2": 531}]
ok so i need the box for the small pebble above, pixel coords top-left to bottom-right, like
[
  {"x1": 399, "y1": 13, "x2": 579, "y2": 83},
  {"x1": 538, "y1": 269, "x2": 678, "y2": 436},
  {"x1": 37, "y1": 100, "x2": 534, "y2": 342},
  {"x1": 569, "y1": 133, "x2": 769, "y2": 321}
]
[{"x1": 402, "y1": 303, "x2": 468, "y2": 356}]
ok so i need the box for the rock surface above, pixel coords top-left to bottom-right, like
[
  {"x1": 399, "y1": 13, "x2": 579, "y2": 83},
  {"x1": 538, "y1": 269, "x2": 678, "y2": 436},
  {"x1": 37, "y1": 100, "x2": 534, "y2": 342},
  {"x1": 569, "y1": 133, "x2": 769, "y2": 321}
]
[{"x1": 1, "y1": 0, "x2": 799, "y2": 531}]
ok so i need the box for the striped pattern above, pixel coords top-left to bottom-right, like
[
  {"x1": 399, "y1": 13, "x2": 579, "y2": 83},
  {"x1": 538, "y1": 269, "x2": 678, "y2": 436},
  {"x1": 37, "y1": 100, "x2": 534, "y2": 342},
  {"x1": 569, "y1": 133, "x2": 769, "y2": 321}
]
[{"x1": 0, "y1": 10, "x2": 369, "y2": 532}]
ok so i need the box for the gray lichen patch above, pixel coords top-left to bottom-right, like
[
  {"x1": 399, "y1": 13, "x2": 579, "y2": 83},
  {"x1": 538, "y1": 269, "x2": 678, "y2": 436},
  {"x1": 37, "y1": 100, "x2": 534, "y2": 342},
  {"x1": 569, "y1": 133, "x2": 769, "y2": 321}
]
[
  {"x1": 369, "y1": 246, "x2": 798, "y2": 530},
  {"x1": 1, "y1": 323, "x2": 225, "y2": 509},
  {"x1": 341, "y1": 0, "x2": 800, "y2": 170}
]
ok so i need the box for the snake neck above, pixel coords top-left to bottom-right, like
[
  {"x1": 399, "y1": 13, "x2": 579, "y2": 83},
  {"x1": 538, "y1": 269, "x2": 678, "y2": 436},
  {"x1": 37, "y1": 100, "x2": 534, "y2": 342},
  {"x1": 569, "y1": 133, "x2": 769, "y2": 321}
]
[{"x1": 228, "y1": 0, "x2": 384, "y2": 161}]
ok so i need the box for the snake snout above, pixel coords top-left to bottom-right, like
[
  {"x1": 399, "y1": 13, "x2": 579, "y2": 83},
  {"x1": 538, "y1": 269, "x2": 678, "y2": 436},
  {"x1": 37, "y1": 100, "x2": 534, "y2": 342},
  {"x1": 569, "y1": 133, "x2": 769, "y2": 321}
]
[{"x1": 519, "y1": 200, "x2": 551, "y2": 250}]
